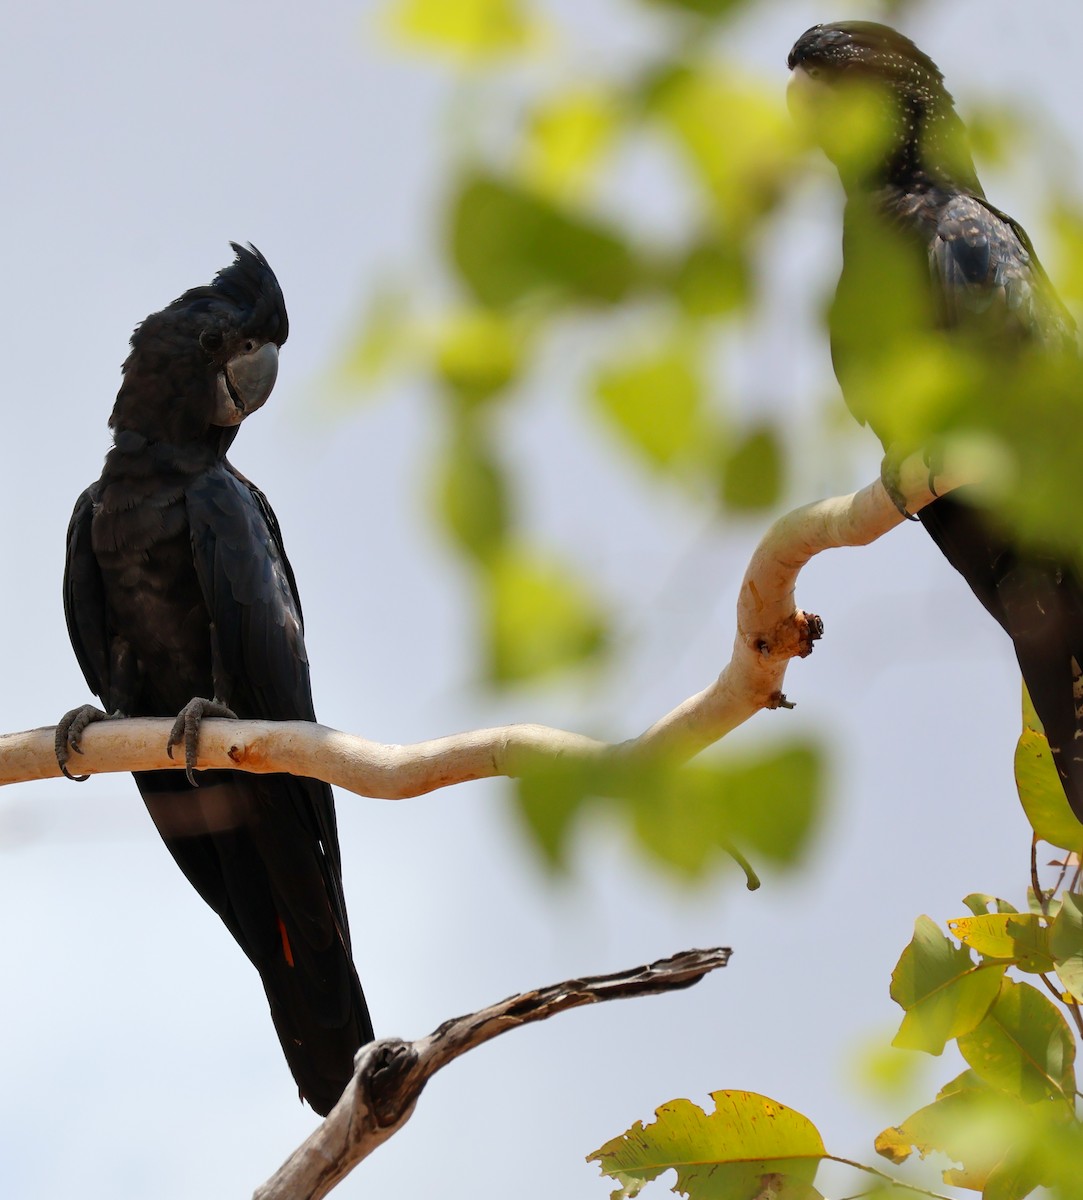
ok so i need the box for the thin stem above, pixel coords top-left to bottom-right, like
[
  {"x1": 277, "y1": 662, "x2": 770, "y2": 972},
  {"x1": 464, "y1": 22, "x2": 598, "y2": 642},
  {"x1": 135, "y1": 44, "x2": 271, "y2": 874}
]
[
  {"x1": 1031, "y1": 834, "x2": 1048, "y2": 916},
  {"x1": 1038, "y1": 972, "x2": 1083, "y2": 1042},
  {"x1": 1053, "y1": 855, "x2": 1070, "y2": 898},
  {"x1": 826, "y1": 1155, "x2": 954, "y2": 1200}
]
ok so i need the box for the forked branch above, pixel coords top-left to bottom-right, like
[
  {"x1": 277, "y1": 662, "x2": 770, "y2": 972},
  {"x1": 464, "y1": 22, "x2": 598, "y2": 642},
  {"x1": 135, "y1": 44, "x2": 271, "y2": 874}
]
[{"x1": 252, "y1": 947, "x2": 732, "y2": 1200}]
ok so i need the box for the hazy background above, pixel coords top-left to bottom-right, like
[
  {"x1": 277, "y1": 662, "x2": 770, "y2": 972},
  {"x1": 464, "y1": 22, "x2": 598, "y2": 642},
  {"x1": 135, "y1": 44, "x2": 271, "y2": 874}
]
[{"x1": 0, "y1": 2, "x2": 1079, "y2": 1196}]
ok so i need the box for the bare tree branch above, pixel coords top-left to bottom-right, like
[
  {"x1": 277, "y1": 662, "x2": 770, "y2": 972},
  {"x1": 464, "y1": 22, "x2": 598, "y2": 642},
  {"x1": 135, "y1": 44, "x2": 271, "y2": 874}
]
[
  {"x1": 0, "y1": 457, "x2": 959, "y2": 797},
  {"x1": 252, "y1": 946, "x2": 732, "y2": 1200}
]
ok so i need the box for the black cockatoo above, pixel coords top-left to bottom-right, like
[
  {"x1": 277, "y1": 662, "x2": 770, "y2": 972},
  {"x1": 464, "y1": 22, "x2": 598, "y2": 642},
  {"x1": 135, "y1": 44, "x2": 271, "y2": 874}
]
[
  {"x1": 57, "y1": 244, "x2": 374, "y2": 1115},
  {"x1": 786, "y1": 22, "x2": 1083, "y2": 820}
]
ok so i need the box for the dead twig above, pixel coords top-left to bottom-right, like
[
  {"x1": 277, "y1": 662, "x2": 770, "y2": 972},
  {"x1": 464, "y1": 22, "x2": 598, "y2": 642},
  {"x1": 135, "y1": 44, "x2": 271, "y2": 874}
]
[{"x1": 252, "y1": 947, "x2": 732, "y2": 1200}]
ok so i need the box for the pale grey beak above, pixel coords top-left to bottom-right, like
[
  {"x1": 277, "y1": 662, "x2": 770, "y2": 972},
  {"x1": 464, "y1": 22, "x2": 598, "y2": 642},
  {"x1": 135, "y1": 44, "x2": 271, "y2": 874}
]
[{"x1": 211, "y1": 341, "x2": 279, "y2": 427}]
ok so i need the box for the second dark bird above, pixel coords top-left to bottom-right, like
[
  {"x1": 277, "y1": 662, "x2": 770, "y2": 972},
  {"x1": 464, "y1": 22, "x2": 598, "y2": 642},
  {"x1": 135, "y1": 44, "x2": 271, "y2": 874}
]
[
  {"x1": 57, "y1": 244, "x2": 373, "y2": 1115},
  {"x1": 787, "y1": 21, "x2": 1083, "y2": 821}
]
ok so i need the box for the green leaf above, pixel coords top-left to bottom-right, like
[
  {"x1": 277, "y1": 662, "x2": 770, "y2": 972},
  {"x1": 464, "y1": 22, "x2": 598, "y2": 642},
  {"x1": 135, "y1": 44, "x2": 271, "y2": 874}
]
[
  {"x1": 513, "y1": 756, "x2": 597, "y2": 870},
  {"x1": 1015, "y1": 691, "x2": 1083, "y2": 850},
  {"x1": 648, "y1": 67, "x2": 796, "y2": 231},
  {"x1": 1050, "y1": 892, "x2": 1083, "y2": 1003},
  {"x1": 641, "y1": 0, "x2": 746, "y2": 17},
  {"x1": 385, "y1": 0, "x2": 543, "y2": 61},
  {"x1": 588, "y1": 1090, "x2": 826, "y2": 1200},
  {"x1": 720, "y1": 425, "x2": 784, "y2": 511},
  {"x1": 338, "y1": 285, "x2": 414, "y2": 388},
  {"x1": 433, "y1": 419, "x2": 510, "y2": 561},
  {"x1": 449, "y1": 173, "x2": 637, "y2": 308},
  {"x1": 876, "y1": 1071, "x2": 1044, "y2": 1200},
  {"x1": 946, "y1": 913, "x2": 1055, "y2": 974},
  {"x1": 626, "y1": 743, "x2": 823, "y2": 881},
  {"x1": 593, "y1": 338, "x2": 708, "y2": 470},
  {"x1": 1025, "y1": 886, "x2": 1060, "y2": 919},
  {"x1": 670, "y1": 240, "x2": 749, "y2": 318},
  {"x1": 890, "y1": 916, "x2": 1004, "y2": 1054},
  {"x1": 484, "y1": 545, "x2": 607, "y2": 682},
  {"x1": 956, "y1": 977, "x2": 1076, "y2": 1105},
  {"x1": 1050, "y1": 199, "x2": 1083, "y2": 310},
  {"x1": 434, "y1": 308, "x2": 526, "y2": 404},
  {"x1": 512, "y1": 742, "x2": 821, "y2": 885},
  {"x1": 962, "y1": 894, "x2": 1019, "y2": 916}
]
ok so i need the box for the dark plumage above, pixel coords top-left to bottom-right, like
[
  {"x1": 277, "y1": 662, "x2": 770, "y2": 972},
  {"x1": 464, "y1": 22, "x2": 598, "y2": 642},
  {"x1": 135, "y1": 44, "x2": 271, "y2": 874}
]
[
  {"x1": 58, "y1": 244, "x2": 373, "y2": 1114},
  {"x1": 787, "y1": 23, "x2": 1083, "y2": 819}
]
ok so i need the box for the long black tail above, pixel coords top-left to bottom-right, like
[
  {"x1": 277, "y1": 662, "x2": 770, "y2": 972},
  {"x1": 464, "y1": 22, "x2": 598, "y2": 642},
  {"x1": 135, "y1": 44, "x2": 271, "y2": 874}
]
[
  {"x1": 135, "y1": 768, "x2": 374, "y2": 1114},
  {"x1": 259, "y1": 925, "x2": 374, "y2": 1115},
  {"x1": 918, "y1": 495, "x2": 1083, "y2": 821}
]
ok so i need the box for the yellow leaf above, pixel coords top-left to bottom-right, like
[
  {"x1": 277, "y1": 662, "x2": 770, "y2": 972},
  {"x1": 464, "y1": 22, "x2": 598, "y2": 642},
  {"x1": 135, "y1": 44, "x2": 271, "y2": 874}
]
[
  {"x1": 384, "y1": 0, "x2": 546, "y2": 62},
  {"x1": 520, "y1": 88, "x2": 619, "y2": 199},
  {"x1": 650, "y1": 68, "x2": 797, "y2": 230}
]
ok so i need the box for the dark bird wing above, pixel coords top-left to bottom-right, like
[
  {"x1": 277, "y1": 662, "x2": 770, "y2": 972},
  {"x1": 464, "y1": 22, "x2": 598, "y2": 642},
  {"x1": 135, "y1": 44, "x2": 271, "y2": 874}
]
[
  {"x1": 64, "y1": 485, "x2": 112, "y2": 704},
  {"x1": 130, "y1": 463, "x2": 374, "y2": 1116},
  {"x1": 792, "y1": 21, "x2": 1083, "y2": 819},
  {"x1": 929, "y1": 194, "x2": 1075, "y2": 346},
  {"x1": 915, "y1": 196, "x2": 1083, "y2": 816},
  {"x1": 59, "y1": 244, "x2": 370, "y2": 1116}
]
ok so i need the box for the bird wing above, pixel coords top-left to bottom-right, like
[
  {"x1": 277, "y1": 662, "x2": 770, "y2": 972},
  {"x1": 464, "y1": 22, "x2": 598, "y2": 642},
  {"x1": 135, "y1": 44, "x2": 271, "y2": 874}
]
[
  {"x1": 153, "y1": 464, "x2": 373, "y2": 1111},
  {"x1": 921, "y1": 194, "x2": 1083, "y2": 817},
  {"x1": 63, "y1": 484, "x2": 113, "y2": 705},
  {"x1": 181, "y1": 462, "x2": 350, "y2": 930},
  {"x1": 929, "y1": 193, "x2": 1076, "y2": 347}
]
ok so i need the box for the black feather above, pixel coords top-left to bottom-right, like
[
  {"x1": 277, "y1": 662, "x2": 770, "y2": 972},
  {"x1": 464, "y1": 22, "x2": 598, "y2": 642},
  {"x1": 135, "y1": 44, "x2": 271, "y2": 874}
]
[
  {"x1": 62, "y1": 245, "x2": 372, "y2": 1115},
  {"x1": 788, "y1": 22, "x2": 1083, "y2": 819}
]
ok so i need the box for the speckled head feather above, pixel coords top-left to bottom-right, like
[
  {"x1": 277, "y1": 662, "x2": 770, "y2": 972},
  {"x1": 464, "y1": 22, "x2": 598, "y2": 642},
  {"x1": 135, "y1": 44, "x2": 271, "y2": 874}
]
[
  {"x1": 788, "y1": 20, "x2": 979, "y2": 193},
  {"x1": 789, "y1": 22, "x2": 947, "y2": 93}
]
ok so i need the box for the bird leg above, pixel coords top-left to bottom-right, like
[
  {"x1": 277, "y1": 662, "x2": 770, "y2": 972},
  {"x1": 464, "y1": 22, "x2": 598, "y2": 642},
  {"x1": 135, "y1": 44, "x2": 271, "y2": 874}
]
[
  {"x1": 166, "y1": 697, "x2": 238, "y2": 786},
  {"x1": 55, "y1": 705, "x2": 122, "y2": 781}
]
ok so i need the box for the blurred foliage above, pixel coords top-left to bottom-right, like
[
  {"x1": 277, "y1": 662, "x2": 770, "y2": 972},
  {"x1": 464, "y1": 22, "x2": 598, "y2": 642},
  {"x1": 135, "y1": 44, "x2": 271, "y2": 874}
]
[
  {"x1": 366, "y1": 0, "x2": 1083, "y2": 868},
  {"x1": 370, "y1": 0, "x2": 833, "y2": 893},
  {"x1": 369, "y1": 1, "x2": 1083, "y2": 1196},
  {"x1": 594, "y1": 704, "x2": 1083, "y2": 1200},
  {"x1": 386, "y1": 0, "x2": 545, "y2": 61},
  {"x1": 514, "y1": 740, "x2": 822, "y2": 885},
  {"x1": 450, "y1": 173, "x2": 640, "y2": 307}
]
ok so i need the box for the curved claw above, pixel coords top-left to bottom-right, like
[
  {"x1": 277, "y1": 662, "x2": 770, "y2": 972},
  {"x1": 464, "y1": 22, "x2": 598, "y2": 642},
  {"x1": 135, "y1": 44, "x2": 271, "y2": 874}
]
[
  {"x1": 166, "y1": 697, "x2": 238, "y2": 786},
  {"x1": 880, "y1": 445, "x2": 921, "y2": 522},
  {"x1": 55, "y1": 705, "x2": 111, "y2": 783}
]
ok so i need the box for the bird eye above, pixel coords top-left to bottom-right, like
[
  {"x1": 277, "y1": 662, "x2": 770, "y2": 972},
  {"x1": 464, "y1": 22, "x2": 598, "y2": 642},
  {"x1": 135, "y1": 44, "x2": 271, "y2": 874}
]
[
  {"x1": 199, "y1": 329, "x2": 223, "y2": 355},
  {"x1": 243, "y1": 339, "x2": 257, "y2": 353},
  {"x1": 805, "y1": 64, "x2": 823, "y2": 79}
]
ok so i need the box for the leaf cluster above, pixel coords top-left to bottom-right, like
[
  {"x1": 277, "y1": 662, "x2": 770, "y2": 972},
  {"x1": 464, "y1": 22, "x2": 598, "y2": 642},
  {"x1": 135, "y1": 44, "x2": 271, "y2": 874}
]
[{"x1": 592, "y1": 704, "x2": 1083, "y2": 1200}]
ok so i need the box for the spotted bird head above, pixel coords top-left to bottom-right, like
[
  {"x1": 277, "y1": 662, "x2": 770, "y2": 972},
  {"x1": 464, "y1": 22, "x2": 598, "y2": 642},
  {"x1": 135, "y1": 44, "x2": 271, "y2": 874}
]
[{"x1": 787, "y1": 21, "x2": 979, "y2": 193}]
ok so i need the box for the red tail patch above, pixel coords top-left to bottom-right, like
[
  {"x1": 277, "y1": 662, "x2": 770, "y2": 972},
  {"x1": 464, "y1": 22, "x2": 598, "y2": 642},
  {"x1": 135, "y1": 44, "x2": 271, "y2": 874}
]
[{"x1": 277, "y1": 915, "x2": 295, "y2": 967}]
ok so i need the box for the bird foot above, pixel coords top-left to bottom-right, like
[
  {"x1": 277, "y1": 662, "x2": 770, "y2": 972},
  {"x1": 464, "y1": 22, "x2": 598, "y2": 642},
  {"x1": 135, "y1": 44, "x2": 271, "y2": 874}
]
[
  {"x1": 166, "y1": 697, "x2": 238, "y2": 785},
  {"x1": 55, "y1": 704, "x2": 115, "y2": 781},
  {"x1": 880, "y1": 445, "x2": 921, "y2": 521}
]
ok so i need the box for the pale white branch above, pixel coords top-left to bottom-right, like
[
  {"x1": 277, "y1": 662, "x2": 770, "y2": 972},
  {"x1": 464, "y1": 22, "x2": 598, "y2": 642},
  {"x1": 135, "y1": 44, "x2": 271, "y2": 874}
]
[
  {"x1": 252, "y1": 947, "x2": 732, "y2": 1200},
  {"x1": 0, "y1": 455, "x2": 959, "y2": 798}
]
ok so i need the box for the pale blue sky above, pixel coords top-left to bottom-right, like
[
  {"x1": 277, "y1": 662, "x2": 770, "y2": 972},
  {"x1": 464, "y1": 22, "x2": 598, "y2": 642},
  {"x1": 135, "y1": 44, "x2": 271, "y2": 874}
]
[{"x1": 0, "y1": 2, "x2": 1079, "y2": 1197}]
